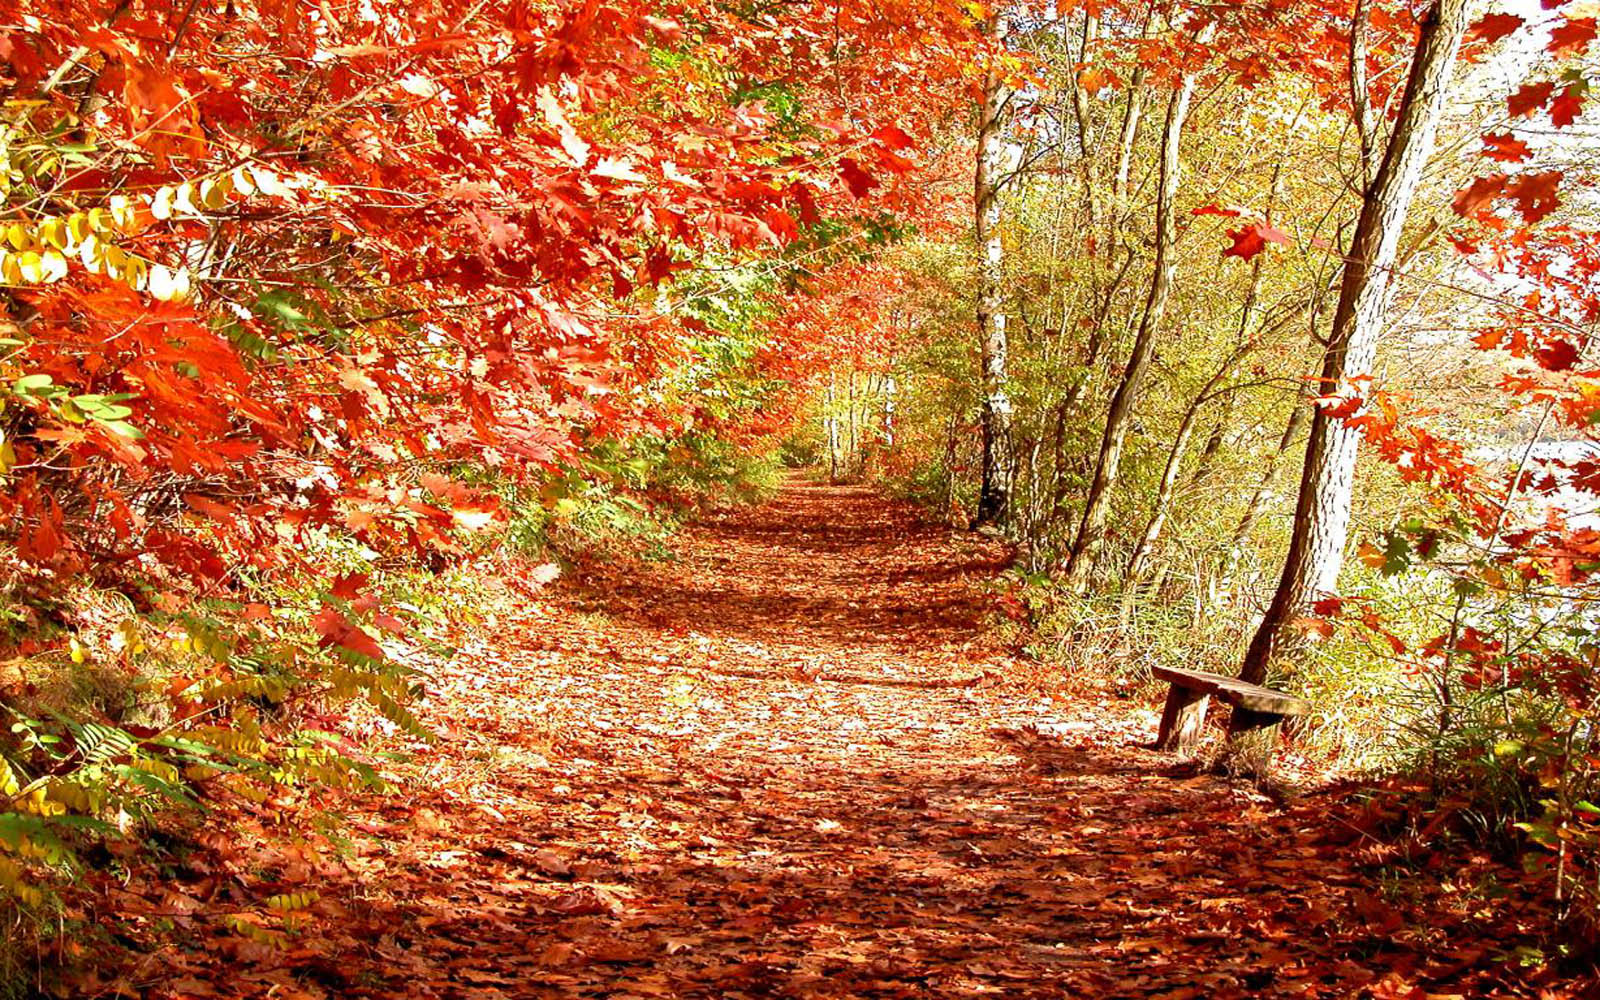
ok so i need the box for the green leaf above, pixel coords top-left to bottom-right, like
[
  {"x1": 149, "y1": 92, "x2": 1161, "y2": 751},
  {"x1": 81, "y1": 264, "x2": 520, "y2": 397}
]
[
  {"x1": 12, "y1": 373, "x2": 54, "y2": 395},
  {"x1": 101, "y1": 420, "x2": 144, "y2": 439},
  {"x1": 1492, "y1": 739, "x2": 1525, "y2": 758}
]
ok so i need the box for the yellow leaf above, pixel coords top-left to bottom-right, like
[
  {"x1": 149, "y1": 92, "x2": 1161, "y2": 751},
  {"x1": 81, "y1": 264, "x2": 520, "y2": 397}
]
[
  {"x1": 147, "y1": 263, "x2": 192, "y2": 302},
  {"x1": 1358, "y1": 542, "x2": 1387, "y2": 570},
  {"x1": 108, "y1": 194, "x2": 139, "y2": 231},
  {"x1": 150, "y1": 185, "x2": 175, "y2": 221},
  {"x1": 0, "y1": 757, "x2": 19, "y2": 796},
  {"x1": 201, "y1": 176, "x2": 230, "y2": 210},
  {"x1": 37, "y1": 217, "x2": 67, "y2": 250}
]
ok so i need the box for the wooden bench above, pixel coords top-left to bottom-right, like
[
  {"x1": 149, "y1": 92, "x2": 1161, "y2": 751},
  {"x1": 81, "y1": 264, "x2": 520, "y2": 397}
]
[{"x1": 1151, "y1": 665, "x2": 1310, "y2": 750}]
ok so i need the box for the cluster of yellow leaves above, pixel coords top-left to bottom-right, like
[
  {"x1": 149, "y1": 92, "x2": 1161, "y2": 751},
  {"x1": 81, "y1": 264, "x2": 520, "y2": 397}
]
[{"x1": 0, "y1": 163, "x2": 314, "y2": 302}]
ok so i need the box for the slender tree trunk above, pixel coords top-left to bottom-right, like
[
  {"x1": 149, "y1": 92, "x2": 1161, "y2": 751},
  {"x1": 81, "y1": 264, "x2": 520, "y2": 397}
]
[
  {"x1": 1127, "y1": 355, "x2": 1250, "y2": 582},
  {"x1": 974, "y1": 12, "x2": 1014, "y2": 527},
  {"x1": 883, "y1": 375, "x2": 897, "y2": 449},
  {"x1": 1223, "y1": 396, "x2": 1312, "y2": 585},
  {"x1": 1126, "y1": 401, "x2": 1204, "y2": 584},
  {"x1": 1241, "y1": 0, "x2": 1469, "y2": 683},
  {"x1": 1071, "y1": 12, "x2": 1102, "y2": 238},
  {"x1": 826, "y1": 375, "x2": 839, "y2": 482},
  {"x1": 1109, "y1": 8, "x2": 1153, "y2": 246},
  {"x1": 1062, "y1": 25, "x2": 1212, "y2": 593},
  {"x1": 846, "y1": 370, "x2": 858, "y2": 477}
]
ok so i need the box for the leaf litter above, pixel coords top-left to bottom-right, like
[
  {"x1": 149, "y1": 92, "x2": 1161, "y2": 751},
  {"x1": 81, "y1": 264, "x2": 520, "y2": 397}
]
[{"x1": 66, "y1": 482, "x2": 1597, "y2": 998}]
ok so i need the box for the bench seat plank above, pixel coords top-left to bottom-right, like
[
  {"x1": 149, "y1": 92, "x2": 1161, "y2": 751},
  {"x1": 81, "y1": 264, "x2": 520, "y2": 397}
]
[
  {"x1": 1151, "y1": 665, "x2": 1309, "y2": 717},
  {"x1": 1151, "y1": 665, "x2": 1311, "y2": 750}
]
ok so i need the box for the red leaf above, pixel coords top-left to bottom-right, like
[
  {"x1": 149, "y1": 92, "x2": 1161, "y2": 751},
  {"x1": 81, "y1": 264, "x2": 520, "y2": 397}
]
[
  {"x1": 1472, "y1": 328, "x2": 1506, "y2": 350},
  {"x1": 1221, "y1": 222, "x2": 1289, "y2": 261},
  {"x1": 1536, "y1": 337, "x2": 1580, "y2": 370},
  {"x1": 312, "y1": 606, "x2": 385, "y2": 661},
  {"x1": 1481, "y1": 132, "x2": 1532, "y2": 162},
  {"x1": 1224, "y1": 226, "x2": 1266, "y2": 260},
  {"x1": 1191, "y1": 203, "x2": 1243, "y2": 217},
  {"x1": 1550, "y1": 85, "x2": 1585, "y2": 127},
  {"x1": 870, "y1": 125, "x2": 914, "y2": 151},
  {"x1": 838, "y1": 157, "x2": 878, "y2": 198},
  {"x1": 1504, "y1": 170, "x2": 1563, "y2": 223},
  {"x1": 1507, "y1": 81, "x2": 1555, "y2": 118},
  {"x1": 330, "y1": 572, "x2": 368, "y2": 600},
  {"x1": 1548, "y1": 16, "x2": 1597, "y2": 56},
  {"x1": 1468, "y1": 12, "x2": 1524, "y2": 43},
  {"x1": 1452, "y1": 173, "x2": 1507, "y2": 218}
]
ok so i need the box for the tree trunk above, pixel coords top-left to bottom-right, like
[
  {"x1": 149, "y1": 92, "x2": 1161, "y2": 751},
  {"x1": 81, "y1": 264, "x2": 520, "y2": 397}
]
[
  {"x1": 974, "y1": 11, "x2": 1014, "y2": 527},
  {"x1": 1125, "y1": 399, "x2": 1204, "y2": 585},
  {"x1": 1062, "y1": 25, "x2": 1212, "y2": 593},
  {"x1": 1240, "y1": 0, "x2": 1469, "y2": 683},
  {"x1": 1126, "y1": 355, "x2": 1250, "y2": 582},
  {"x1": 1223, "y1": 395, "x2": 1311, "y2": 587},
  {"x1": 1071, "y1": 12, "x2": 1102, "y2": 238},
  {"x1": 825, "y1": 375, "x2": 839, "y2": 483}
]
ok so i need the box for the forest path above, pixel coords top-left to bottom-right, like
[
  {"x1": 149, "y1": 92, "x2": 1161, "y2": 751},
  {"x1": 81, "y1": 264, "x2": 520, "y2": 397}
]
[{"x1": 135, "y1": 480, "x2": 1530, "y2": 999}]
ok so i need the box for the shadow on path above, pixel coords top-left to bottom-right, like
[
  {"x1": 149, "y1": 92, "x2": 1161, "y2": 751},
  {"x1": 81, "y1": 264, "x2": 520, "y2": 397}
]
[{"x1": 120, "y1": 479, "x2": 1584, "y2": 999}]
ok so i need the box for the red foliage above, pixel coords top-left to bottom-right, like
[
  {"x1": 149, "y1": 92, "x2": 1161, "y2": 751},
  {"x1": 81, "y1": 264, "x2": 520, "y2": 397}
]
[{"x1": 0, "y1": 0, "x2": 980, "y2": 606}]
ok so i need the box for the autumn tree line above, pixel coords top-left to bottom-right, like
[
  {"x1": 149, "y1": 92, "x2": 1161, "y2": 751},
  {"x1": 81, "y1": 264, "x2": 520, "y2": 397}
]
[{"x1": 812, "y1": 0, "x2": 1600, "y2": 929}]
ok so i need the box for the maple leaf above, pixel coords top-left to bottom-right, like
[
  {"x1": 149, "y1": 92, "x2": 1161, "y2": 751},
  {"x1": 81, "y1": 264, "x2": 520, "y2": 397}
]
[
  {"x1": 312, "y1": 606, "x2": 385, "y2": 662},
  {"x1": 1481, "y1": 132, "x2": 1532, "y2": 163},
  {"x1": 1221, "y1": 222, "x2": 1289, "y2": 261},
  {"x1": 330, "y1": 572, "x2": 368, "y2": 599},
  {"x1": 1536, "y1": 337, "x2": 1581, "y2": 370},
  {"x1": 838, "y1": 157, "x2": 879, "y2": 198},
  {"x1": 1504, "y1": 170, "x2": 1563, "y2": 223},
  {"x1": 1550, "y1": 85, "x2": 1585, "y2": 127},
  {"x1": 1507, "y1": 81, "x2": 1555, "y2": 118},
  {"x1": 1467, "y1": 12, "x2": 1524, "y2": 44},
  {"x1": 1548, "y1": 16, "x2": 1597, "y2": 56},
  {"x1": 1472, "y1": 328, "x2": 1506, "y2": 350},
  {"x1": 1452, "y1": 173, "x2": 1507, "y2": 218},
  {"x1": 1077, "y1": 66, "x2": 1115, "y2": 93},
  {"x1": 1191, "y1": 203, "x2": 1243, "y2": 217},
  {"x1": 870, "y1": 125, "x2": 915, "y2": 150}
]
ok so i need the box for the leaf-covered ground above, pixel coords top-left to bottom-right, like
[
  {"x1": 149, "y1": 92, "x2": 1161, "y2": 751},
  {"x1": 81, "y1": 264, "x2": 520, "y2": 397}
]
[{"x1": 74, "y1": 482, "x2": 1596, "y2": 998}]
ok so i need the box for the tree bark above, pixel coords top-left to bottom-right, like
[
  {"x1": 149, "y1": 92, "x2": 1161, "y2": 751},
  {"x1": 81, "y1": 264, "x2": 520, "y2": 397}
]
[
  {"x1": 1240, "y1": 0, "x2": 1469, "y2": 683},
  {"x1": 974, "y1": 11, "x2": 1014, "y2": 527},
  {"x1": 1062, "y1": 24, "x2": 1212, "y2": 593}
]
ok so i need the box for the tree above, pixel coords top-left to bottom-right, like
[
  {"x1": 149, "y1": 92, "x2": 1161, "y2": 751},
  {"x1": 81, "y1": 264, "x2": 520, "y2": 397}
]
[
  {"x1": 1240, "y1": 0, "x2": 1471, "y2": 683},
  {"x1": 974, "y1": 9, "x2": 1016, "y2": 528},
  {"x1": 1061, "y1": 18, "x2": 1214, "y2": 592}
]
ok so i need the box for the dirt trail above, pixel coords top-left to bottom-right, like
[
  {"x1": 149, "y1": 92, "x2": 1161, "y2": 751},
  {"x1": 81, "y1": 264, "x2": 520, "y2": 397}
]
[{"x1": 123, "y1": 480, "x2": 1569, "y2": 999}]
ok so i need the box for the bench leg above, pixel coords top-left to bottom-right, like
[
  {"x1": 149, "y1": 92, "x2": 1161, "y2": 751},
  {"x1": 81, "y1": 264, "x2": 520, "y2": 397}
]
[
  {"x1": 1156, "y1": 685, "x2": 1209, "y2": 750},
  {"x1": 1227, "y1": 707, "x2": 1282, "y2": 738}
]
